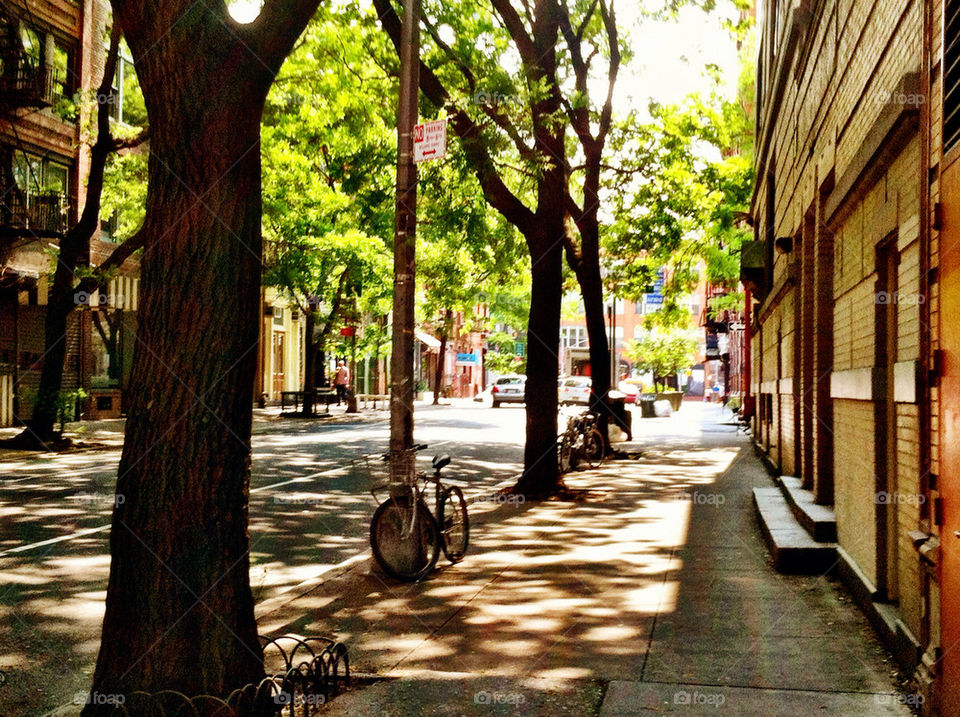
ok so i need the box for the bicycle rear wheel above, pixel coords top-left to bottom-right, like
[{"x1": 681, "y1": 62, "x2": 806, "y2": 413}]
[
  {"x1": 581, "y1": 427, "x2": 604, "y2": 469},
  {"x1": 439, "y1": 486, "x2": 469, "y2": 562},
  {"x1": 370, "y1": 496, "x2": 440, "y2": 582},
  {"x1": 559, "y1": 435, "x2": 573, "y2": 473}
]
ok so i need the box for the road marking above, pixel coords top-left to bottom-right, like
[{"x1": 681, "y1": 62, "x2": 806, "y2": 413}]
[
  {"x1": 0, "y1": 525, "x2": 111, "y2": 557},
  {"x1": 0, "y1": 437, "x2": 461, "y2": 557}
]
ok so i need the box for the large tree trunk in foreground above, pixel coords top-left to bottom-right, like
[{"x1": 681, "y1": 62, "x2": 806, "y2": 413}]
[
  {"x1": 88, "y1": 103, "x2": 265, "y2": 699},
  {"x1": 86, "y1": 2, "x2": 319, "y2": 700}
]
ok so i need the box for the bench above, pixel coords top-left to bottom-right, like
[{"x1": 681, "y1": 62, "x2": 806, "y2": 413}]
[
  {"x1": 281, "y1": 388, "x2": 339, "y2": 415},
  {"x1": 356, "y1": 393, "x2": 390, "y2": 409}
]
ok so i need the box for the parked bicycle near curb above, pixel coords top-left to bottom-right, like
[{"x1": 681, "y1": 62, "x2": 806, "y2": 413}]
[
  {"x1": 359, "y1": 444, "x2": 470, "y2": 582},
  {"x1": 558, "y1": 411, "x2": 605, "y2": 473}
]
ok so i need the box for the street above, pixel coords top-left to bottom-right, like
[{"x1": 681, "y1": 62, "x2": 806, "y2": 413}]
[
  {"x1": 0, "y1": 399, "x2": 534, "y2": 711},
  {"x1": 0, "y1": 401, "x2": 911, "y2": 715}
]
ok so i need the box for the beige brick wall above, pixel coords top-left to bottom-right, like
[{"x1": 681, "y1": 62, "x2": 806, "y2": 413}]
[
  {"x1": 833, "y1": 398, "x2": 878, "y2": 585},
  {"x1": 753, "y1": 0, "x2": 929, "y2": 644}
]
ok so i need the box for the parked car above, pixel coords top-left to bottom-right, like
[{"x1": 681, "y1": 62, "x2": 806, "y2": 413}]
[
  {"x1": 559, "y1": 375, "x2": 592, "y2": 405},
  {"x1": 491, "y1": 375, "x2": 526, "y2": 407},
  {"x1": 617, "y1": 379, "x2": 644, "y2": 404}
]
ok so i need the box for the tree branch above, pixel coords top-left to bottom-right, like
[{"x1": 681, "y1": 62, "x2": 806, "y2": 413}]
[
  {"x1": 372, "y1": 0, "x2": 537, "y2": 236},
  {"x1": 243, "y1": 0, "x2": 324, "y2": 76}
]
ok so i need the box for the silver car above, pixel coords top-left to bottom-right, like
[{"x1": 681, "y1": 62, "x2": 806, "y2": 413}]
[{"x1": 491, "y1": 375, "x2": 526, "y2": 407}]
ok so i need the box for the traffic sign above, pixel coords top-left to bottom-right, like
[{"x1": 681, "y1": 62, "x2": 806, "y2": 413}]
[{"x1": 414, "y1": 118, "x2": 447, "y2": 162}]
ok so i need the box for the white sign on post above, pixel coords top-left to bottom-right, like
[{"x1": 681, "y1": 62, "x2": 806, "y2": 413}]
[{"x1": 413, "y1": 118, "x2": 447, "y2": 163}]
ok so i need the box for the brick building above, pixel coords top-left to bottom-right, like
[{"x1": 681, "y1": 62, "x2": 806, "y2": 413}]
[
  {"x1": 744, "y1": 0, "x2": 960, "y2": 710},
  {"x1": 0, "y1": 0, "x2": 141, "y2": 425}
]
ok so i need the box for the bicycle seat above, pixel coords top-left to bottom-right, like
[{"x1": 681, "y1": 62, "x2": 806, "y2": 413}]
[{"x1": 432, "y1": 454, "x2": 451, "y2": 471}]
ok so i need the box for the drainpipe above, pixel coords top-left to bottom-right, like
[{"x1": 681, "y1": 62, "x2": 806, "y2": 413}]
[{"x1": 744, "y1": 288, "x2": 753, "y2": 410}]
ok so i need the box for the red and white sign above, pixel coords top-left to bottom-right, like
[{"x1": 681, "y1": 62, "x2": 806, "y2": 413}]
[{"x1": 413, "y1": 118, "x2": 447, "y2": 163}]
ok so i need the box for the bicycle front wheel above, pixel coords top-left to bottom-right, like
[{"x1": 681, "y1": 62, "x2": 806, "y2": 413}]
[
  {"x1": 370, "y1": 496, "x2": 440, "y2": 582},
  {"x1": 439, "y1": 486, "x2": 470, "y2": 563},
  {"x1": 582, "y1": 428, "x2": 605, "y2": 469}
]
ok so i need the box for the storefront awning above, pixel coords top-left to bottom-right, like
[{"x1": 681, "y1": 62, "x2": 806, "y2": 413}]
[{"x1": 415, "y1": 329, "x2": 442, "y2": 350}]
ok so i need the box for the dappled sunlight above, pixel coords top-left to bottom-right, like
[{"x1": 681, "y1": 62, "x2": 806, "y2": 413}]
[{"x1": 261, "y1": 441, "x2": 750, "y2": 683}]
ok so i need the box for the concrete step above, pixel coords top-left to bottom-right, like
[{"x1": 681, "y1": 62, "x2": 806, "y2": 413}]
[
  {"x1": 778, "y1": 475, "x2": 838, "y2": 542},
  {"x1": 753, "y1": 487, "x2": 837, "y2": 574}
]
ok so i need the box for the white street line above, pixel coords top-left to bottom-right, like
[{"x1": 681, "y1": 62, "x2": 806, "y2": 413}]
[{"x1": 0, "y1": 525, "x2": 111, "y2": 557}]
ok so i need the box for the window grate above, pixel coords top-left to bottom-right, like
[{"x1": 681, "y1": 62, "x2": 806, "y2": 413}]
[{"x1": 946, "y1": 0, "x2": 960, "y2": 153}]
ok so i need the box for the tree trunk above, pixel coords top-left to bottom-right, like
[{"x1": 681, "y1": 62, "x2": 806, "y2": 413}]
[
  {"x1": 515, "y1": 231, "x2": 563, "y2": 496},
  {"x1": 86, "y1": 81, "x2": 268, "y2": 703},
  {"x1": 433, "y1": 310, "x2": 451, "y2": 404},
  {"x1": 301, "y1": 308, "x2": 317, "y2": 415},
  {"x1": 572, "y1": 248, "x2": 612, "y2": 449}
]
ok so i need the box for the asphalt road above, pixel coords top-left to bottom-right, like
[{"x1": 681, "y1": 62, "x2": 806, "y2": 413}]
[{"x1": 0, "y1": 399, "x2": 538, "y2": 714}]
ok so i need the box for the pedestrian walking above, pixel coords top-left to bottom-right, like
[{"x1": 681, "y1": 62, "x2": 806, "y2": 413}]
[{"x1": 335, "y1": 361, "x2": 350, "y2": 405}]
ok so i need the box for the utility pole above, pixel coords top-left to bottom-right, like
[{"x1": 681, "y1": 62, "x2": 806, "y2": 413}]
[
  {"x1": 609, "y1": 298, "x2": 617, "y2": 389},
  {"x1": 389, "y1": 0, "x2": 419, "y2": 460}
]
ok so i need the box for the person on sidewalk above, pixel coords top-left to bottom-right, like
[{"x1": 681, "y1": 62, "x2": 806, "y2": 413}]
[{"x1": 334, "y1": 361, "x2": 350, "y2": 405}]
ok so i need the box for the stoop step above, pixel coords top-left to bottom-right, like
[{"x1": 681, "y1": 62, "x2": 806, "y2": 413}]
[
  {"x1": 777, "y1": 475, "x2": 838, "y2": 542},
  {"x1": 753, "y1": 487, "x2": 838, "y2": 574}
]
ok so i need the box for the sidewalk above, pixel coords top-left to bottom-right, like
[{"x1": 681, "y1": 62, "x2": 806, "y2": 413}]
[{"x1": 259, "y1": 417, "x2": 913, "y2": 715}]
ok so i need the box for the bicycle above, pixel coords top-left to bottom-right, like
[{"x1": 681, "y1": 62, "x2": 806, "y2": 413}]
[
  {"x1": 363, "y1": 444, "x2": 469, "y2": 582},
  {"x1": 558, "y1": 411, "x2": 605, "y2": 473}
]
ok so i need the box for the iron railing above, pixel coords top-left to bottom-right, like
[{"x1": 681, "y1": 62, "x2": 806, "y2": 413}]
[
  {"x1": 0, "y1": 55, "x2": 60, "y2": 108},
  {"x1": 1, "y1": 190, "x2": 70, "y2": 236},
  {"x1": 80, "y1": 634, "x2": 349, "y2": 716}
]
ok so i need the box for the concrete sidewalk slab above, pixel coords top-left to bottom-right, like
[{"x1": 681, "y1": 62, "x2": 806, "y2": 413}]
[{"x1": 600, "y1": 681, "x2": 914, "y2": 715}]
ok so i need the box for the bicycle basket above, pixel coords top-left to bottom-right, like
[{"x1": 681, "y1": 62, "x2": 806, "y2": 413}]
[{"x1": 355, "y1": 449, "x2": 419, "y2": 501}]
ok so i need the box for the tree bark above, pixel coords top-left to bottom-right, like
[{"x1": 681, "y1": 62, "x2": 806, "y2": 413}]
[
  {"x1": 515, "y1": 230, "x2": 563, "y2": 496},
  {"x1": 433, "y1": 309, "x2": 451, "y2": 404},
  {"x1": 301, "y1": 308, "x2": 317, "y2": 415},
  {"x1": 86, "y1": 0, "x2": 321, "y2": 699}
]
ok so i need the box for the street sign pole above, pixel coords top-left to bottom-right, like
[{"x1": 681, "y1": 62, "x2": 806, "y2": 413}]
[{"x1": 390, "y1": 0, "x2": 420, "y2": 462}]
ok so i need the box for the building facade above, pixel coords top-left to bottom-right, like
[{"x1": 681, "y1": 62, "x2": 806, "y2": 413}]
[
  {"x1": 0, "y1": 0, "x2": 145, "y2": 425},
  {"x1": 746, "y1": 0, "x2": 960, "y2": 710}
]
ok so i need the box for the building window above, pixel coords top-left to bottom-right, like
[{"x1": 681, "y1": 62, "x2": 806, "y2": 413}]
[
  {"x1": 109, "y1": 45, "x2": 147, "y2": 127},
  {"x1": 946, "y1": 0, "x2": 960, "y2": 153},
  {"x1": 7, "y1": 150, "x2": 71, "y2": 233}
]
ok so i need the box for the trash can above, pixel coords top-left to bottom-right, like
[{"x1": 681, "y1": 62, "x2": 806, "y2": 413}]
[
  {"x1": 638, "y1": 394, "x2": 656, "y2": 418},
  {"x1": 607, "y1": 391, "x2": 633, "y2": 440}
]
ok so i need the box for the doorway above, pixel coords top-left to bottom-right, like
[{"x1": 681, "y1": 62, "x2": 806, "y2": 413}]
[{"x1": 875, "y1": 237, "x2": 899, "y2": 602}]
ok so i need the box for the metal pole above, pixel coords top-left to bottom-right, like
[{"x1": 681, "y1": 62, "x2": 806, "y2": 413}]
[
  {"x1": 610, "y1": 298, "x2": 617, "y2": 389},
  {"x1": 389, "y1": 0, "x2": 420, "y2": 461}
]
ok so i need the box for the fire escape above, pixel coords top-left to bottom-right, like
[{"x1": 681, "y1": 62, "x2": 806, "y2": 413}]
[{"x1": 0, "y1": 6, "x2": 69, "y2": 253}]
